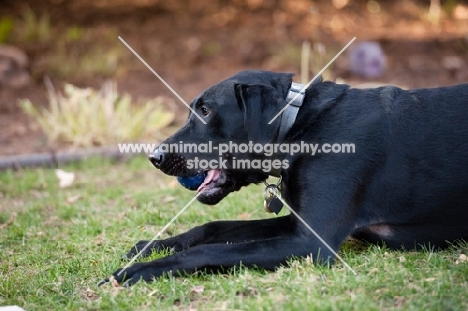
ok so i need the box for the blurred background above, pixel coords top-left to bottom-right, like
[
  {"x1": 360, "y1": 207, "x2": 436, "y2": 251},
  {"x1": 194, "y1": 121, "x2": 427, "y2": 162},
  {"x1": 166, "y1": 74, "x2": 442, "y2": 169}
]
[{"x1": 0, "y1": 0, "x2": 467, "y2": 157}]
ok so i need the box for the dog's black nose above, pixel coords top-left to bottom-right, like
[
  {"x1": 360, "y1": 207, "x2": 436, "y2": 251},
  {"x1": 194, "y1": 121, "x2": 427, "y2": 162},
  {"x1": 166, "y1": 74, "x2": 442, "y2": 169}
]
[{"x1": 149, "y1": 148, "x2": 164, "y2": 169}]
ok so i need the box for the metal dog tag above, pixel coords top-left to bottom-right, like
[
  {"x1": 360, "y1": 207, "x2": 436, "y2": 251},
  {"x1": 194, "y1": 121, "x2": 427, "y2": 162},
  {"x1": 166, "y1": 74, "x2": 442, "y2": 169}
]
[
  {"x1": 267, "y1": 197, "x2": 283, "y2": 214},
  {"x1": 263, "y1": 184, "x2": 283, "y2": 214}
]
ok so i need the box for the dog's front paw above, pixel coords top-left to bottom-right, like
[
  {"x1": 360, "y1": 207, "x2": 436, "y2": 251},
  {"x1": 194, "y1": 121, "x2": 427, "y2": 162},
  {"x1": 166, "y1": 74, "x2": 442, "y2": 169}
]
[{"x1": 100, "y1": 262, "x2": 160, "y2": 286}]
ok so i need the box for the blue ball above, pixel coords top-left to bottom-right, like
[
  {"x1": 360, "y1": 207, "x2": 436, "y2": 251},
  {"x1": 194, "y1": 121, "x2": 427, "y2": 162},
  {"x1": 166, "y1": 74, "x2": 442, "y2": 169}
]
[{"x1": 177, "y1": 173, "x2": 206, "y2": 191}]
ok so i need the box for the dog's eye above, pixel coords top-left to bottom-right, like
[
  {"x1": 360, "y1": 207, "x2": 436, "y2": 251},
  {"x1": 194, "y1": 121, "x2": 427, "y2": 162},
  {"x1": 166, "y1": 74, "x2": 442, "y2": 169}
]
[{"x1": 201, "y1": 106, "x2": 211, "y2": 116}]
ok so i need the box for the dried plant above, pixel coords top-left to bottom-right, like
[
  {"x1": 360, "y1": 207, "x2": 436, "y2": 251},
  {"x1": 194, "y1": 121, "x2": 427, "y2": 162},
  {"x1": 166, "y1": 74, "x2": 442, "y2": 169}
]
[{"x1": 20, "y1": 78, "x2": 175, "y2": 147}]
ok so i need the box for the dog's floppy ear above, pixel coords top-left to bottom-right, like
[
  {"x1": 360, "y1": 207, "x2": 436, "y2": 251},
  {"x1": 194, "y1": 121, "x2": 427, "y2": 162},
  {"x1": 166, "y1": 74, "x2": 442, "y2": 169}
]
[{"x1": 234, "y1": 84, "x2": 286, "y2": 144}]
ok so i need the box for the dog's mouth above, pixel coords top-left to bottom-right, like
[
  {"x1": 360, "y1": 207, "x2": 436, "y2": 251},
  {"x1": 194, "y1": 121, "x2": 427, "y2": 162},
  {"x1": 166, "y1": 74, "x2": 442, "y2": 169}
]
[
  {"x1": 197, "y1": 169, "x2": 224, "y2": 192},
  {"x1": 155, "y1": 153, "x2": 263, "y2": 205},
  {"x1": 196, "y1": 169, "x2": 230, "y2": 204}
]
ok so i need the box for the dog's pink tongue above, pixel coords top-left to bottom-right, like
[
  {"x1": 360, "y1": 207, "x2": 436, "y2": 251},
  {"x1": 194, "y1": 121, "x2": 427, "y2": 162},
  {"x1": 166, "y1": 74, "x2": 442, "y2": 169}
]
[{"x1": 197, "y1": 169, "x2": 221, "y2": 192}]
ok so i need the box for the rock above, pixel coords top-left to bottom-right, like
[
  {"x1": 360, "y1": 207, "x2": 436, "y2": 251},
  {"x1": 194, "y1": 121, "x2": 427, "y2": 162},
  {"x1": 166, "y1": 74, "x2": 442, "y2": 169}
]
[
  {"x1": 0, "y1": 44, "x2": 30, "y2": 88},
  {"x1": 348, "y1": 41, "x2": 386, "y2": 78},
  {"x1": 0, "y1": 44, "x2": 28, "y2": 68}
]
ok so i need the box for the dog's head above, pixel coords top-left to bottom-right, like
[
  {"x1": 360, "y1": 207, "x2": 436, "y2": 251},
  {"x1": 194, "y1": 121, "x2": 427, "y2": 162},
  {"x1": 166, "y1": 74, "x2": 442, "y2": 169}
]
[{"x1": 149, "y1": 70, "x2": 293, "y2": 204}]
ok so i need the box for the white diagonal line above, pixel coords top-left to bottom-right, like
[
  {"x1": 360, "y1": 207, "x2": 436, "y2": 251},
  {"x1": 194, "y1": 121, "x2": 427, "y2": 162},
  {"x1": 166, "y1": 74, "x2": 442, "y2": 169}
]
[
  {"x1": 268, "y1": 37, "x2": 356, "y2": 124},
  {"x1": 275, "y1": 190, "x2": 358, "y2": 275},
  {"x1": 117, "y1": 191, "x2": 203, "y2": 276},
  {"x1": 118, "y1": 36, "x2": 207, "y2": 124}
]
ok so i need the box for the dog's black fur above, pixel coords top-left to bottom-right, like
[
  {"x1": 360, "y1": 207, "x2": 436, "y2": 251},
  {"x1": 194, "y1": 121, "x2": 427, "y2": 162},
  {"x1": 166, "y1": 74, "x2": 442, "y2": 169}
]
[{"x1": 104, "y1": 70, "x2": 468, "y2": 285}]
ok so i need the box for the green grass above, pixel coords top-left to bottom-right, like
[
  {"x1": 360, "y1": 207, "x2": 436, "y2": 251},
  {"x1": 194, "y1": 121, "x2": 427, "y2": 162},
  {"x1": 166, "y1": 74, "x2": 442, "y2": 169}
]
[{"x1": 0, "y1": 157, "x2": 467, "y2": 310}]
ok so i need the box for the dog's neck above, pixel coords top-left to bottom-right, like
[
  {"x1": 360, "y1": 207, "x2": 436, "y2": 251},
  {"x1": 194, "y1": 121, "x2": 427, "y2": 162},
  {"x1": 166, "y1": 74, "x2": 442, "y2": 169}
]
[
  {"x1": 277, "y1": 82, "x2": 306, "y2": 142},
  {"x1": 268, "y1": 82, "x2": 306, "y2": 178}
]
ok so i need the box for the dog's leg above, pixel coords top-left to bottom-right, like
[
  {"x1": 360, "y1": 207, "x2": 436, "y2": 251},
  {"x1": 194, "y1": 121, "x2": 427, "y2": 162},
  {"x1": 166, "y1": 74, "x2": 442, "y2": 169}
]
[
  {"x1": 125, "y1": 216, "x2": 292, "y2": 258},
  {"x1": 108, "y1": 189, "x2": 355, "y2": 285},
  {"x1": 113, "y1": 234, "x2": 337, "y2": 285}
]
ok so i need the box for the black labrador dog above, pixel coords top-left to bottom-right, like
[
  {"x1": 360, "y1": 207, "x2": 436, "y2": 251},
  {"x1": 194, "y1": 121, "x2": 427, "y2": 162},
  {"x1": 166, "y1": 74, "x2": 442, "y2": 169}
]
[{"x1": 103, "y1": 70, "x2": 468, "y2": 285}]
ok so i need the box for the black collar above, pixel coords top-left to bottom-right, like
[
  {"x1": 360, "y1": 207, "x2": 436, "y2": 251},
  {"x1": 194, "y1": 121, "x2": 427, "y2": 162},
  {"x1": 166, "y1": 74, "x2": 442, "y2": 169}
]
[{"x1": 277, "y1": 82, "x2": 306, "y2": 142}]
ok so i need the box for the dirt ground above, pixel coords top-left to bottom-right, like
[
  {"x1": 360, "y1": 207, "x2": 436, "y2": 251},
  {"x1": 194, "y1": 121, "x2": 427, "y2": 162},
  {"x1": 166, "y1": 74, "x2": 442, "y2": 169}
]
[{"x1": 1, "y1": 0, "x2": 467, "y2": 156}]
